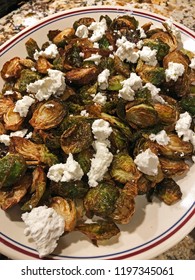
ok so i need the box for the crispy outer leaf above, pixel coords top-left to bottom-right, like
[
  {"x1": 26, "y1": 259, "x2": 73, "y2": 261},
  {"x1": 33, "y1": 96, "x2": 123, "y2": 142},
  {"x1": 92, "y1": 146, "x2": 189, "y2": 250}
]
[{"x1": 76, "y1": 220, "x2": 120, "y2": 245}]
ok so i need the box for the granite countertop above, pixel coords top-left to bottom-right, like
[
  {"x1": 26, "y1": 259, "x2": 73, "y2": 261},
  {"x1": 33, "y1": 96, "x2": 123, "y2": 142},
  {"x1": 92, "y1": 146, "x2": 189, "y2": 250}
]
[{"x1": 0, "y1": 0, "x2": 194, "y2": 260}]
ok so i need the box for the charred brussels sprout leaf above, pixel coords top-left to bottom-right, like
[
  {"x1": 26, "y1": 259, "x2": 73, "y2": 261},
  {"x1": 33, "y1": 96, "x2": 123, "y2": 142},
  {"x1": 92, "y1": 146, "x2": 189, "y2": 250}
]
[
  {"x1": 84, "y1": 181, "x2": 119, "y2": 217},
  {"x1": 76, "y1": 220, "x2": 120, "y2": 246},
  {"x1": 25, "y1": 38, "x2": 40, "y2": 59},
  {"x1": 21, "y1": 167, "x2": 46, "y2": 211},
  {"x1": 179, "y1": 95, "x2": 195, "y2": 116},
  {"x1": 155, "y1": 178, "x2": 182, "y2": 205},
  {"x1": 61, "y1": 121, "x2": 93, "y2": 154},
  {"x1": 111, "y1": 15, "x2": 138, "y2": 30},
  {"x1": 0, "y1": 154, "x2": 27, "y2": 189},
  {"x1": 74, "y1": 147, "x2": 94, "y2": 174}
]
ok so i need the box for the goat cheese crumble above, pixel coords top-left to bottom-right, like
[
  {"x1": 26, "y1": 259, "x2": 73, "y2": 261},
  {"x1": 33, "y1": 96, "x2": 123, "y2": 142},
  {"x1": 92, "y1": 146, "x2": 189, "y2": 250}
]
[
  {"x1": 34, "y1": 43, "x2": 59, "y2": 60},
  {"x1": 149, "y1": 130, "x2": 170, "y2": 145},
  {"x1": 134, "y1": 148, "x2": 159, "y2": 176},
  {"x1": 165, "y1": 62, "x2": 185, "y2": 82},
  {"x1": 118, "y1": 73, "x2": 142, "y2": 101},
  {"x1": 115, "y1": 36, "x2": 139, "y2": 63},
  {"x1": 97, "y1": 69, "x2": 110, "y2": 90},
  {"x1": 22, "y1": 206, "x2": 65, "y2": 258},
  {"x1": 13, "y1": 95, "x2": 35, "y2": 117},
  {"x1": 27, "y1": 69, "x2": 66, "y2": 101},
  {"x1": 139, "y1": 46, "x2": 158, "y2": 66}
]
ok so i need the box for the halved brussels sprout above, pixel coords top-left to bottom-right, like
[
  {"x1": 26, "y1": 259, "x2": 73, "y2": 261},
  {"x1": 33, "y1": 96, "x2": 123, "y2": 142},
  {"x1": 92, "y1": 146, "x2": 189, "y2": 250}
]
[
  {"x1": 114, "y1": 55, "x2": 131, "y2": 78},
  {"x1": 52, "y1": 28, "x2": 75, "y2": 47},
  {"x1": 150, "y1": 31, "x2": 177, "y2": 52},
  {"x1": 74, "y1": 147, "x2": 94, "y2": 174},
  {"x1": 25, "y1": 38, "x2": 40, "y2": 58},
  {"x1": 159, "y1": 157, "x2": 189, "y2": 177},
  {"x1": 0, "y1": 174, "x2": 32, "y2": 210},
  {"x1": 84, "y1": 181, "x2": 119, "y2": 218},
  {"x1": 157, "y1": 133, "x2": 193, "y2": 159},
  {"x1": 155, "y1": 178, "x2": 182, "y2": 205},
  {"x1": 125, "y1": 103, "x2": 158, "y2": 129},
  {"x1": 0, "y1": 98, "x2": 14, "y2": 118},
  {"x1": 21, "y1": 167, "x2": 46, "y2": 211},
  {"x1": 143, "y1": 38, "x2": 170, "y2": 61},
  {"x1": 50, "y1": 196, "x2": 77, "y2": 232},
  {"x1": 29, "y1": 100, "x2": 67, "y2": 130},
  {"x1": 136, "y1": 60, "x2": 165, "y2": 86},
  {"x1": 76, "y1": 220, "x2": 120, "y2": 246},
  {"x1": 110, "y1": 152, "x2": 141, "y2": 184},
  {"x1": 0, "y1": 153, "x2": 27, "y2": 189},
  {"x1": 111, "y1": 15, "x2": 138, "y2": 30},
  {"x1": 73, "y1": 17, "x2": 95, "y2": 30},
  {"x1": 9, "y1": 136, "x2": 58, "y2": 166},
  {"x1": 109, "y1": 127, "x2": 128, "y2": 153},
  {"x1": 3, "y1": 104, "x2": 24, "y2": 131},
  {"x1": 154, "y1": 103, "x2": 178, "y2": 127},
  {"x1": 35, "y1": 56, "x2": 53, "y2": 74},
  {"x1": 50, "y1": 180, "x2": 89, "y2": 199},
  {"x1": 61, "y1": 121, "x2": 93, "y2": 154},
  {"x1": 109, "y1": 191, "x2": 135, "y2": 224},
  {"x1": 137, "y1": 175, "x2": 156, "y2": 195},
  {"x1": 179, "y1": 95, "x2": 195, "y2": 116},
  {"x1": 65, "y1": 67, "x2": 98, "y2": 86},
  {"x1": 107, "y1": 75, "x2": 125, "y2": 91},
  {"x1": 1, "y1": 57, "x2": 23, "y2": 80}
]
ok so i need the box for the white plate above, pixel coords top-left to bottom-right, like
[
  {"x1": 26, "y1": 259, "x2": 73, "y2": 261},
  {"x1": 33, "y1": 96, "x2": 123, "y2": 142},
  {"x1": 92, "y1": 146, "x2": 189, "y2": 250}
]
[{"x1": 0, "y1": 6, "x2": 195, "y2": 260}]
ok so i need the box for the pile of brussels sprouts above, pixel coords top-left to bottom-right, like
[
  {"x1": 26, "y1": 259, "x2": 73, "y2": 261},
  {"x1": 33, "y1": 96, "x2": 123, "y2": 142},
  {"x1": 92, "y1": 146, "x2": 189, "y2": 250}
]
[{"x1": 0, "y1": 14, "x2": 194, "y2": 245}]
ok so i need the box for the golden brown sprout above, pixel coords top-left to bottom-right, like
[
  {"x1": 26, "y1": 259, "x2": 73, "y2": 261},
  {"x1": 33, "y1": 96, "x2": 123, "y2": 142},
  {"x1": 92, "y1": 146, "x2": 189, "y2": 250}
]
[
  {"x1": 154, "y1": 103, "x2": 178, "y2": 127},
  {"x1": 3, "y1": 104, "x2": 24, "y2": 131},
  {"x1": 50, "y1": 196, "x2": 77, "y2": 232},
  {"x1": 111, "y1": 15, "x2": 138, "y2": 30},
  {"x1": 9, "y1": 136, "x2": 58, "y2": 166},
  {"x1": 0, "y1": 98, "x2": 14, "y2": 118},
  {"x1": 29, "y1": 100, "x2": 67, "y2": 130},
  {"x1": 65, "y1": 67, "x2": 98, "y2": 86},
  {"x1": 150, "y1": 31, "x2": 177, "y2": 52},
  {"x1": 75, "y1": 220, "x2": 120, "y2": 246},
  {"x1": 35, "y1": 56, "x2": 53, "y2": 74},
  {"x1": 0, "y1": 122, "x2": 6, "y2": 135},
  {"x1": 19, "y1": 58, "x2": 35, "y2": 68},
  {"x1": 0, "y1": 174, "x2": 32, "y2": 210},
  {"x1": 1, "y1": 57, "x2": 23, "y2": 80},
  {"x1": 157, "y1": 133, "x2": 193, "y2": 159},
  {"x1": 159, "y1": 157, "x2": 189, "y2": 177},
  {"x1": 52, "y1": 28, "x2": 75, "y2": 46}
]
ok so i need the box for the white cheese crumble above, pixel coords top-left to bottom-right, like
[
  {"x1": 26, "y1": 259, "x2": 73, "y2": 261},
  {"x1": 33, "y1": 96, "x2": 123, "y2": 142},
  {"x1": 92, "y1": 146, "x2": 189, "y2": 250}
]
[
  {"x1": 134, "y1": 148, "x2": 159, "y2": 176},
  {"x1": 88, "y1": 18, "x2": 107, "y2": 42},
  {"x1": 93, "y1": 92, "x2": 107, "y2": 105},
  {"x1": 91, "y1": 119, "x2": 113, "y2": 141},
  {"x1": 149, "y1": 130, "x2": 170, "y2": 145},
  {"x1": 13, "y1": 95, "x2": 35, "y2": 117},
  {"x1": 47, "y1": 153, "x2": 84, "y2": 183},
  {"x1": 165, "y1": 62, "x2": 185, "y2": 82},
  {"x1": 175, "y1": 112, "x2": 195, "y2": 150},
  {"x1": 87, "y1": 141, "x2": 113, "y2": 187},
  {"x1": 4, "y1": 90, "x2": 14, "y2": 95},
  {"x1": 27, "y1": 69, "x2": 66, "y2": 101},
  {"x1": 0, "y1": 135, "x2": 10, "y2": 146},
  {"x1": 189, "y1": 57, "x2": 195, "y2": 70},
  {"x1": 44, "y1": 103, "x2": 55, "y2": 108},
  {"x1": 84, "y1": 53, "x2": 102, "y2": 65},
  {"x1": 80, "y1": 109, "x2": 89, "y2": 117},
  {"x1": 138, "y1": 46, "x2": 158, "y2": 66},
  {"x1": 137, "y1": 27, "x2": 147, "y2": 39},
  {"x1": 115, "y1": 36, "x2": 139, "y2": 63},
  {"x1": 97, "y1": 69, "x2": 110, "y2": 90},
  {"x1": 87, "y1": 119, "x2": 113, "y2": 187},
  {"x1": 75, "y1": 24, "x2": 89, "y2": 38},
  {"x1": 21, "y1": 206, "x2": 64, "y2": 258},
  {"x1": 118, "y1": 73, "x2": 142, "y2": 101},
  {"x1": 33, "y1": 44, "x2": 59, "y2": 61},
  {"x1": 143, "y1": 83, "x2": 166, "y2": 104}
]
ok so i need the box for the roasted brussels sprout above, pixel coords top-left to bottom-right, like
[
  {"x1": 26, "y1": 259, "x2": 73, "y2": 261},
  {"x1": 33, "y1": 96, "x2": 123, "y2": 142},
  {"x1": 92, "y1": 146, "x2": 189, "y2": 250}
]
[
  {"x1": 65, "y1": 67, "x2": 98, "y2": 86},
  {"x1": 9, "y1": 136, "x2": 58, "y2": 166},
  {"x1": 0, "y1": 153, "x2": 27, "y2": 189},
  {"x1": 179, "y1": 95, "x2": 195, "y2": 116},
  {"x1": 21, "y1": 167, "x2": 46, "y2": 211},
  {"x1": 76, "y1": 220, "x2": 120, "y2": 246},
  {"x1": 25, "y1": 38, "x2": 40, "y2": 58},
  {"x1": 50, "y1": 196, "x2": 77, "y2": 232},
  {"x1": 110, "y1": 152, "x2": 140, "y2": 184},
  {"x1": 0, "y1": 174, "x2": 31, "y2": 210},
  {"x1": 84, "y1": 181, "x2": 119, "y2": 218},
  {"x1": 155, "y1": 178, "x2": 182, "y2": 205},
  {"x1": 50, "y1": 180, "x2": 89, "y2": 199},
  {"x1": 61, "y1": 121, "x2": 93, "y2": 154},
  {"x1": 3, "y1": 104, "x2": 24, "y2": 131},
  {"x1": 14, "y1": 69, "x2": 41, "y2": 93},
  {"x1": 125, "y1": 103, "x2": 158, "y2": 129},
  {"x1": 1, "y1": 57, "x2": 23, "y2": 80},
  {"x1": 111, "y1": 15, "x2": 138, "y2": 30},
  {"x1": 29, "y1": 100, "x2": 67, "y2": 130},
  {"x1": 143, "y1": 38, "x2": 170, "y2": 61},
  {"x1": 159, "y1": 157, "x2": 189, "y2": 177}
]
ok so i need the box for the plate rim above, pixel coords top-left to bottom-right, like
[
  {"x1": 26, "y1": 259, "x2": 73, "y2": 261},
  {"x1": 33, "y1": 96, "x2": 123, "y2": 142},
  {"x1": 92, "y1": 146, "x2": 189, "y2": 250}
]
[{"x1": 0, "y1": 5, "x2": 195, "y2": 260}]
